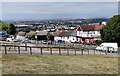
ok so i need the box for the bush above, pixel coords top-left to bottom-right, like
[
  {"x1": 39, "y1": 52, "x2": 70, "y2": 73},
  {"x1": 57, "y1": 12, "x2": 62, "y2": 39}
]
[
  {"x1": 27, "y1": 35, "x2": 35, "y2": 40},
  {"x1": 95, "y1": 40, "x2": 103, "y2": 45}
]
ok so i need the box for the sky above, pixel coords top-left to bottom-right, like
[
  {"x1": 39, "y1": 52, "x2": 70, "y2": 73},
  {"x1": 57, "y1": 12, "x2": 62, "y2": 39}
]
[
  {"x1": 1, "y1": 0, "x2": 120, "y2": 2},
  {"x1": 1, "y1": 2, "x2": 118, "y2": 21}
]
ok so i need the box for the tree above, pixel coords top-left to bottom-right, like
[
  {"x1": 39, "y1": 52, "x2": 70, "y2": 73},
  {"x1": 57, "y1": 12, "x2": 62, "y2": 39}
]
[
  {"x1": 7, "y1": 24, "x2": 16, "y2": 35},
  {"x1": 0, "y1": 21, "x2": 16, "y2": 35},
  {"x1": 100, "y1": 15, "x2": 120, "y2": 46},
  {"x1": 0, "y1": 21, "x2": 10, "y2": 31}
]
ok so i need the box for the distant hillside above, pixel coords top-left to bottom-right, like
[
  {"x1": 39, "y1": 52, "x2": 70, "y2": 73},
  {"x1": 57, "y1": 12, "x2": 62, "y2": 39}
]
[
  {"x1": 80, "y1": 18, "x2": 109, "y2": 24},
  {"x1": 7, "y1": 18, "x2": 109, "y2": 26}
]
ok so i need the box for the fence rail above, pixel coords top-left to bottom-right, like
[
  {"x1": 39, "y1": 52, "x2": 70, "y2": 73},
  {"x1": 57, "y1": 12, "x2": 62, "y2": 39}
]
[{"x1": 0, "y1": 44, "x2": 115, "y2": 55}]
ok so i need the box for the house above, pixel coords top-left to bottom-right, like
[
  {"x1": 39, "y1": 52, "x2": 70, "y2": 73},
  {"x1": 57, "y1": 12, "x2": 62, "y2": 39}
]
[
  {"x1": 69, "y1": 30, "x2": 77, "y2": 43},
  {"x1": 53, "y1": 29, "x2": 67, "y2": 43},
  {"x1": 76, "y1": 22, "x2": 105, "y2": 44},
  {"x1": 16, "y1": 31, "x2": 26, "y2": 41},
  {"x1": 35, "y1": 30, "x2": 54, "y2": 41},
  {"x1": 26, "y1": 31, "x2": 36, "y2": 37},
  {"x1": 53, "y1": 28, "x2": 77, "y2": 43}
]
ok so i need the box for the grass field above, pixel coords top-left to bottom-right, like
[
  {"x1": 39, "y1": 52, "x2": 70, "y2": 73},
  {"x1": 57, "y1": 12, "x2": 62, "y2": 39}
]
[
  {"x1": 0, "y1": 55, "x2": 2, "y2": 75},
  {"x1": 2, "y1": 54, "x2": 118, "y2": 74}
]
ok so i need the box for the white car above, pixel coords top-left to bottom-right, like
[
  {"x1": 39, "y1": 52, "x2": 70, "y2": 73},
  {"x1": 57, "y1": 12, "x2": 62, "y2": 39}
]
[
  {"x1": 22, "y1": 39, "x2": 31, "y2": 43},
  {"x1": 6, "y1": 38, "x2": 17, "y2": 42},
  {"x1": 42, "y1": 40, "x2": 51, "y2": 44}
]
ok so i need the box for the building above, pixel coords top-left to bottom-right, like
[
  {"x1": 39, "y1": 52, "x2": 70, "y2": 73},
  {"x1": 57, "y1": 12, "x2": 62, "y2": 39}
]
[
  {"x1": 53, "y1": 28, "x2": 77, "y2": 43},
  {"x1": 35, "y1": 30, "x2": 54, "y2": 41},
  {"x1": 76, "y1": 22, "x2": 105, "y2": 44}
]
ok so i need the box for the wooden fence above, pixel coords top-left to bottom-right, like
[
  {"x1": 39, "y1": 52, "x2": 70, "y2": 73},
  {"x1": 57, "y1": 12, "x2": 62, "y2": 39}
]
[{"x1": 0, "y1": 44, "x2": 110, "y2": 55}]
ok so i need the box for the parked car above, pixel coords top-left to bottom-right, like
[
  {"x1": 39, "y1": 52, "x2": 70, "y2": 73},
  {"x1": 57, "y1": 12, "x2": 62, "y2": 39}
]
[
  {"x1": 6, "y1": 38, "x2": 17, "y2": 42},
  {"x1": 57, "y1": 40, "x2": 65, "y2": 43},
  {"x1": 22, "y1": 39, "x2": 31, "y2": 43},
  {"x1": 96, "y1": 43, "x2": 118, "y2": 53},
  {"x1": 0, "y1": 31, "x2": 9, "y2": 41},
  {"x1": 42, "y1": 40, "x2": 51, "y2": 44}
]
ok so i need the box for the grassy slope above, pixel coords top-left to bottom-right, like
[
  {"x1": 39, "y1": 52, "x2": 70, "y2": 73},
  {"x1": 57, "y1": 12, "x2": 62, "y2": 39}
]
[
  {"x1": 0, "y1": 55, "x2": 2, "y2": 75},
  {"x1": 2, "y1": 54, "x2": 118, "y2": 74}
]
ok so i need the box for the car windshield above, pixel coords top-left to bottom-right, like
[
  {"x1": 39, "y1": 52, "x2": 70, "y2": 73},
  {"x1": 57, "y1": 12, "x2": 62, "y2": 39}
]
[
  {"x1": 100, "y1": 45, "x2": 103, "y2": 47},
  {"x1": 43, "y1": 40, "x2": 48, "y2": 42},
  {"x1": 0, "y1": 32, "x2": 7, "y2": 35}
]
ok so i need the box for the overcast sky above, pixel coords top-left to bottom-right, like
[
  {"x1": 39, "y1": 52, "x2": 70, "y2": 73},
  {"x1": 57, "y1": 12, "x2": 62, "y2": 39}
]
[{"x1": 1, "y1": 2, "x2": 118, "y2": 21}]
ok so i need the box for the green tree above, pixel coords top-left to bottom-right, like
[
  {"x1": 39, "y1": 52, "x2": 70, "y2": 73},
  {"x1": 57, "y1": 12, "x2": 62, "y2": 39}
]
[
  {"x1": 100, "y1": 15, "x2": 120, "y2": 46},
  {"x1": 7, "y1": 24, "x2": 16, "y2": 35},
  {"x1": 0, "y1": 21, "x2": 10, "y2": 31}
]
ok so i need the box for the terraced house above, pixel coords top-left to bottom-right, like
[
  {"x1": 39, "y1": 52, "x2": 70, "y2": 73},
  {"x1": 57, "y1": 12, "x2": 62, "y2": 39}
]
[{"x1": 53, "y1": 22, "x2": 106, "y2": 44}]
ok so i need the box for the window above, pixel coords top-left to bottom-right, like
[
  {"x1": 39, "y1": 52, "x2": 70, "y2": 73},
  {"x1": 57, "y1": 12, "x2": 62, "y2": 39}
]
[{"x1": 73, "y1": 38, "x2": 74, "y2": 40}]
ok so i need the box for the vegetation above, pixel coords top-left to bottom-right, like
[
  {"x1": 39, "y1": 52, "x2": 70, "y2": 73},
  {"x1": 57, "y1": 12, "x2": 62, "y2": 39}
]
[
  {"x1": 100, "y1": 15, "x2": 120, "y2": 46},
  {"x1": 2, "y1": 54, "x2": 118, "y2": 74},
  {"x1": 0, "y1": 21, "x2": 16, "y2": 35},
  {"x1": 7, "y1": 24, "x2": 16, "y2": 35},
  {"x1": 27, "y1": 35, "x2": 35, "y2": 40},
  {"x1": 0, "y1": 21, "x2": 10, "y2": 31}
]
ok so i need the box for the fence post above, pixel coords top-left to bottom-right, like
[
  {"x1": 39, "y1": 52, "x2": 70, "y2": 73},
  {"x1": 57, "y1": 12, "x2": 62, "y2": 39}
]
[
  {"x1": 100, "y1": 50, "x2": 101, "y2": 55},
  {"x1": 30, "y1": 47, "x2": 32, "y2": 55},
  {"x1": 50, "y1": 47, "x2": 52, "y2": 55},
  {"x1": 5, "y1": 45, "x2": 7, "y2": 54},
  {"x1": 105, "y1": 50, "x2": 107, "y2": 55},
  {"x1": 88, "y1": 49, "x2": 89, "y2": 55},
  {"x1": 14, "y1": 45, "x2": 16, "y2": 51},
  {"x1": 74, "y1": 48, "x2": 76, "y2": 55},
  {"x1": 94, "y1": 49, "x2": 95, "y2": 55},
  {"x1": 18, "y1": 46, "x2": 20, "y2": 54},
  {"x1": 47, "y1": 44, "x2": 49, "y2": 51},
  {"x1": 81, "y1": 48, "x2": 83, "y2": 55},
  {"x1": 25, "y1": 43, "x2": 27, "y2": 51},
  {"x1": 67, "y1": 47, "x2": 69, "y2": 55},
  {"x1": 40, "y1": 47, "x2": 42, "y2": 55},
  {"x1": 59, "y1": 47, "x2": 61, "y2": 55}
]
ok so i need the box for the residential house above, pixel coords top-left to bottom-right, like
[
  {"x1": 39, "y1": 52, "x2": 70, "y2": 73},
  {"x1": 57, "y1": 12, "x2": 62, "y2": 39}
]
[
  {"x1": 76, "y1": 22, "x2": 105, "y2": 44},
  {"x1": 16, "y1": 31, "x2": 26, "y2": 40},
  {"x1": 35, "y1": 30, "x2": 54, "y2": 41},
  {"x1": 26, "y1": 31, "x2": 36, "y2": 37},
  {"x1": 53, "y1": 29, "x2": 67, "y2": 42},
  {"x1": 69, "y1": 30, "x2": 77, "y2": 43},
  {"x1": 53, "y1": 28, "x2": 77, "y2": 43}
]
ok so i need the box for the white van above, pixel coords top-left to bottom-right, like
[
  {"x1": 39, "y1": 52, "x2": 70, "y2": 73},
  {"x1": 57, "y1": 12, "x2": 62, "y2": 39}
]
[{"x1": 96, "y1": 43, "x2": 118, "y2": 53}]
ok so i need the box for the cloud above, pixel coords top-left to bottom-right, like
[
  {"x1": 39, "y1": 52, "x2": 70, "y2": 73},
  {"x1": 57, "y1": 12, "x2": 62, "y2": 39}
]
[
  {"x1": 1, "y1": 0, "x2": 120, "y2": 2},
  {"x1": 0, "y1": 3, "x2": 2, "y2": 19},
  {"x1": 2, "y1": 2, "x2": 118, "y2": 20}
]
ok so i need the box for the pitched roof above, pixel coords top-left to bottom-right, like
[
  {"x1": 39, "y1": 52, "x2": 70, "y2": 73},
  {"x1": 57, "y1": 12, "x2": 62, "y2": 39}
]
[
  {"x1": 36, "y1": 31, "x2": 48, "y2": 36},
  {"x1": 81, "y1": 25, "x2": 95, "y2": 31},
  {"x1": 77, "y1": 24, "x2": 104, "y2": 31},
  {"x1": 53, "y1": 31, "x2": 67, "y2": 36},
  {"x1": 53, "y1": 30, "x2": 76, "y2": 37},
  {"x1": 26, "y1": 31, "x2": 36, "y2": 36},
  {"x1": 17, "y1": 31, "x2": 26, "y2": 36}
]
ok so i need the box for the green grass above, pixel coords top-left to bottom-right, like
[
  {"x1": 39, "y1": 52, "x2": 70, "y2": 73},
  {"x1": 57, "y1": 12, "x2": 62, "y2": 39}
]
[
  {"x1": 2, "y1": 54, "x2": 118, "y2": 74},
  {"x1": 0, "y1": 55, "x2": 2, "y2": 75}
]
